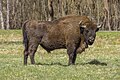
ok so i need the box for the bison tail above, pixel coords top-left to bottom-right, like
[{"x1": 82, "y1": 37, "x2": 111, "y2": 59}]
[{"x1": 22, "y1": 20, "x2": 29, "y2": 51}]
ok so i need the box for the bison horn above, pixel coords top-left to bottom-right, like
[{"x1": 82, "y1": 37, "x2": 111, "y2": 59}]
[
  {"x1": 97, "y1": 23, "x2": 102, "y2": 28},
  {"x1": 79, "y1": 21, "x2": 86, "y2": 28},
  {"x1": 96, "y1": 23, "x2": 102, "y2": 32},
  {"x1": 79, "y1": 21, "x2": 82, "y2": 25},
  {"x1": 97, "y1": 25, "x2": 101, "y2": 28},
  {"x1": 81, "y1": 25, "x2": 86, "y2": 28}
]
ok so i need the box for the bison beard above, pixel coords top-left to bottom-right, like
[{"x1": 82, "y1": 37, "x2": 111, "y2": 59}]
[{"x1": 22, "y1": 15, "x2": 100, "y2": 65}]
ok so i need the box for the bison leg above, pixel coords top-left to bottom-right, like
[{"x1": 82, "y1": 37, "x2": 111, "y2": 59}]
[
  {"x1": 24, "y1": 50, "x2": 29, "y2": 65},
  {"x1": 67, "y1": 44, "x2": 77, "y2": 65},
  {"x1": 77, "y1": 35, "x2": 86, "y2": 54},
  {"x1": 77, "y1": 42, "x2": 86, "y2": 53},
  {"x1": 77, "y1": 43, "x2": 88, "y2": 53},
  {"x1": 28, "y1": 42, "x2": 39, "y2": 64}
]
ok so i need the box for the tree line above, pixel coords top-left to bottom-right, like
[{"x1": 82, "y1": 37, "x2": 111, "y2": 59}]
[{"x1": 0, "y1": 0, "x2": 120, "y2": 30}]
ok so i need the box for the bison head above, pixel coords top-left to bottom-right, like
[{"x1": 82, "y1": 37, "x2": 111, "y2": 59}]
[{"x1": 79, "y1": 21, "x2": 101, "y2": 45}]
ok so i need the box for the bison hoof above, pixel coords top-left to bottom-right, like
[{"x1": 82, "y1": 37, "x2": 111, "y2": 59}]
[
  {"x1": 24, "y1": 63, "x2": 27, "y2": 65},
  {"x1": 68, "y1": 63, "x2": 75, "y2": 66}
]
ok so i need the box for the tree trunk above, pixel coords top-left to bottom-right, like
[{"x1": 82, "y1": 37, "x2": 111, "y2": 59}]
[
  {"x1": 6, "y1": 0, "x2": 10, "y2": 29},
  {"x1": 97, "y1": 0, "x2": 100, "y2": 24},
  {"x1": 104, "y1": 0, "x2": 111, "y2": 31},
  {"x1": 0, "y1": 0, "x2": 4, "y2": 29},
  {"x1": 48, "y1": 0, "x2": 54, "y2": 21}
]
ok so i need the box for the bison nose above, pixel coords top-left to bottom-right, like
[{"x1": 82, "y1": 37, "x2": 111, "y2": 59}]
[{"x1": 89, "y1": 37, "x2": 94, "y2": 42}]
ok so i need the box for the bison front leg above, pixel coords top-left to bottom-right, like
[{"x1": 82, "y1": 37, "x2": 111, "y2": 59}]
[
  {"x1": 67, "y1": 44, "x2": 77, "y2": 65},
  {"x1": 28, "y1": 42, "x2": 39, "y2": 64},
  {"x1": 77, "y1": 42, "x2": 87, "y2": 53},
  {"x1": 77, "y1": 34, "x2": 88, "y2": 54}
]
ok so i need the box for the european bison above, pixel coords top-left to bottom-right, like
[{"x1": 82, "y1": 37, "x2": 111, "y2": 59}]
[{"x1": 22, "y1": 15, "x2": 101, "y2": 65}]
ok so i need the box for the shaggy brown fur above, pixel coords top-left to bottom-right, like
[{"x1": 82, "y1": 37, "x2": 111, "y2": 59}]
[{"x1": 22, "y1": 15, "x2": 100, "y2": 65}]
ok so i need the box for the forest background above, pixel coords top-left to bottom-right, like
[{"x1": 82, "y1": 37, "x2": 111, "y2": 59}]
[{"x1": 0, "y1": 0, "x2": 120, "y2": 30}]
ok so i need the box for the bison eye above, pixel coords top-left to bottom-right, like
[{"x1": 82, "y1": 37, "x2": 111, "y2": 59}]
[{"x1": 86, "y1": 30, "x2": 89, "y2": 33}]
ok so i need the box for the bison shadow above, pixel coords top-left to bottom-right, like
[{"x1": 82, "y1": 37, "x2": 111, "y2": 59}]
[
  {"x1": 36, "y1": 62, "x2": 68, "y2": 67},
  {"x1": 80, "y1": 59, "x2": 107, "y2": 66},
  {"x1": 36, "y1": 59, "x2": 107, "y2": 66}
]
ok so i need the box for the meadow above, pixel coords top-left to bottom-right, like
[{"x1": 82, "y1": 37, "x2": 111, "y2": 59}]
[{"x1": 0, "y1": 30, "x2": 120, "y2": 80}]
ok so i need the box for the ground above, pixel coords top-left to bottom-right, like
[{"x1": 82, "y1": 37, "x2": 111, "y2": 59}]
[{"x1": 0, "y1": 30, "x2": 120, "y2": 80}]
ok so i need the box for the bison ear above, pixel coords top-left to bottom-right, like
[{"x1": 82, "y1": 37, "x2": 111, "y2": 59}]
[
  {"x1": 80, "y1": 26, "x2": 85, "y2": 34},
  {"x1": 79, "y1": 21, "x2": 86, "y2": 34}
]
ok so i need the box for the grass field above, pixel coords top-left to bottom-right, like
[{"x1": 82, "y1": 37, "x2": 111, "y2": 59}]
[{"x1": 0, "y1": 30, "x2": 120, "y2": 80}]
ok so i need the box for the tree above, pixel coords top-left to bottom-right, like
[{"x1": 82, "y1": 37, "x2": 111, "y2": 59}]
[
  {"x1": 0, "y1": 0, "x2": 4, "y2": 29},
  {"x1": 103, "y1": 0, "x2": 111, "y2": 31},
  {"x1": 48, "y1": 0, "x2": 54, "y2": 21},
  {"x1": 6, "y1": 0, "x2": 10, "y2": 29}
]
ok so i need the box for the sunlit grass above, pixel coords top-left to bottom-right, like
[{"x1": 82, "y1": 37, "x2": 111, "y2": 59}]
[{"x1": 0, "y1": 30, "x2": 120, "y2": 80}]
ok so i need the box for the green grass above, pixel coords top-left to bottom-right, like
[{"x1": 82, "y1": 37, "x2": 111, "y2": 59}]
[{"x1": 0, "y1": 30, "x2": 120, "y2": 80}]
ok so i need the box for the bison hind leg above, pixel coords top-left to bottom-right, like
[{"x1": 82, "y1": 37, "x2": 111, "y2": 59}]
[
  {"x1": 28, "y1": 41, "x2": 39, "y2": 64},
  {"x1": 24, "y1": 50, "x2": 29, "y2": 65}
]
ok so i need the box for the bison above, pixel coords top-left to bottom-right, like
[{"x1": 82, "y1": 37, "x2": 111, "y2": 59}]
[{"x1": 22, "y1": 15, "x2": 101, "y2": 65}]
